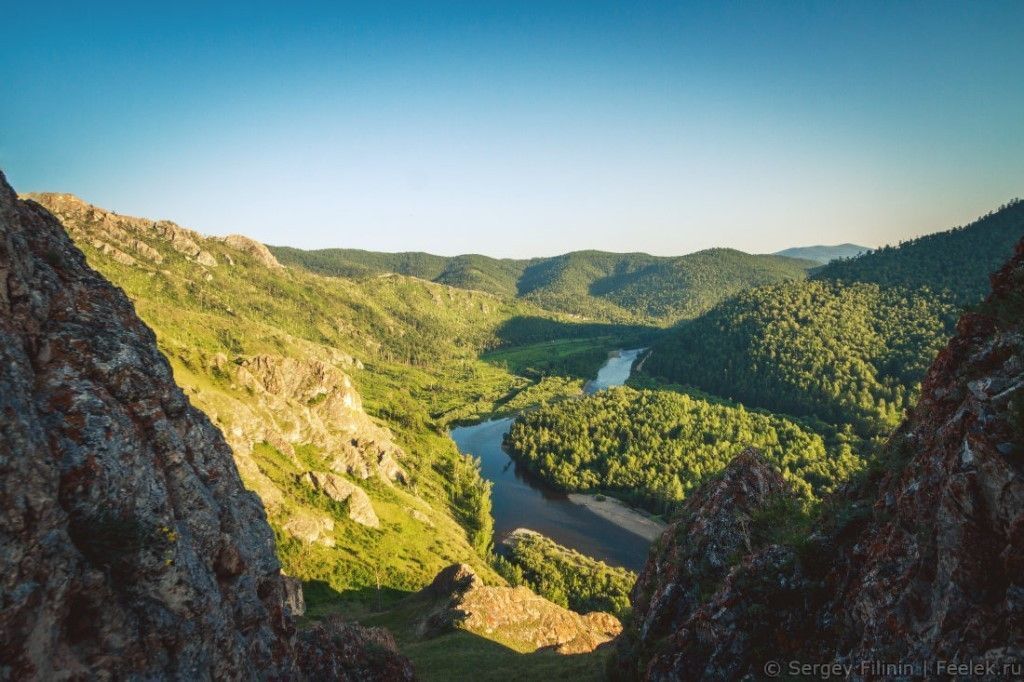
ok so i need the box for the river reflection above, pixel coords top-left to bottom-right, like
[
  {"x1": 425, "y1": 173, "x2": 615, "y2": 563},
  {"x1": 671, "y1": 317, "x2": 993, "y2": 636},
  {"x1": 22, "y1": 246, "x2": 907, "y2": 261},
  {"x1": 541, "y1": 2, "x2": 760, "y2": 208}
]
[{"x1": 450, "y1": 349, "x2": 650, "y2": 570}]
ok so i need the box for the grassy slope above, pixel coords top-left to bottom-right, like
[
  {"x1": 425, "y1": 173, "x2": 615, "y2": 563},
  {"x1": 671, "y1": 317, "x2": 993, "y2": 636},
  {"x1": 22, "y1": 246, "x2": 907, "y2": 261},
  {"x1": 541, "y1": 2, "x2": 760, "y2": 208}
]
[
  {"x1": 37, "y1": 197, "x2": 615, "y2": 591},
  {"x1": 68, "y1": 243, "x2": 501, "y2": 583},
  {"x1": 37, "y1": 194, "x2": 636, "y2": 678},
  {"x1": 272, "y1": 244, "x2": 815, "y2": 324}
]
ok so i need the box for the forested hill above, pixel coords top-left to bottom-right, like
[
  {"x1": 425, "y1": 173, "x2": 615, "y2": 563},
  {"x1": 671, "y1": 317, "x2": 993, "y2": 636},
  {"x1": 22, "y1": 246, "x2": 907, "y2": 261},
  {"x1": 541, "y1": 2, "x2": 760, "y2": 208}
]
[
  {"x1": 641, "y1": 280, "x2": 956, "y2": 435},
  {"x1": 269, "y1": 247, "x2": 527, "y2": 298},
  {"x1": 813, "y1": 199, "x2": 1024, "y2": 303},
  {"x1": 773, "y1": 243, "x2": 868, "y2": 264},
  {"x1": 271, "y1": 245, "x2": 815, "y2": 324}
]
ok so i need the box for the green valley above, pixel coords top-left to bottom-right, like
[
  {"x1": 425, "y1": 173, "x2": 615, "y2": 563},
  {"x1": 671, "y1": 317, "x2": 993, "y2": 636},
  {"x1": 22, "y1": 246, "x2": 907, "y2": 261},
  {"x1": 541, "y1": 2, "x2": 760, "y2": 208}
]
[{"x1": 21, "y1": 189, "x2": 1023, "y2": 680}]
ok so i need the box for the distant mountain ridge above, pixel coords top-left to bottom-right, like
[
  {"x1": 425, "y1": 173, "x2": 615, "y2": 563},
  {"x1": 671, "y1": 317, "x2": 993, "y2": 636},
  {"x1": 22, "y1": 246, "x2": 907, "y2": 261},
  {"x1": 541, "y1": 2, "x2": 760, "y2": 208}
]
[
  {"x1": 773, "y1": 243, "x2": 869, "y2": 263},
  {"x1": 270, "y1": 245, "x2": 816, "y2": 324}
]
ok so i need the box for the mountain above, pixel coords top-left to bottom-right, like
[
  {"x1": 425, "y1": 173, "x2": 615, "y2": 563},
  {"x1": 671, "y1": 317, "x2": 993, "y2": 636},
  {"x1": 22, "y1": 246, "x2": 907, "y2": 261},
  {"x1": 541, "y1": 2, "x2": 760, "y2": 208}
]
[
  {"x1": 614, "y1": 238, "x2": 1024, "y2": 679},
  {"x1": 814, "y1": 199, "x2": 1024, "y2": 304},
  {"x1": 0, "y1": 171, "x2": 413, "y2": 680},
  {"x1": 642, "y1": 201, "x2": 1024, "y2": 436},
  {"x1": 271, "y1": 245, "x2": 816, "y2": 324},
  {"x1": 773, "y1": 243, "x2": 869, "y2": 264}
]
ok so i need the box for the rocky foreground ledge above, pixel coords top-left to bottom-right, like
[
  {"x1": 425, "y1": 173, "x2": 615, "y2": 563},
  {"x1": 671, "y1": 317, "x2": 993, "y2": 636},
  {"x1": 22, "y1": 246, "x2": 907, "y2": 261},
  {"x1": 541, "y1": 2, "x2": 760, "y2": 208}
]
[{"x1": 0, "y1": 172, "x2": 414, "y2": 680}]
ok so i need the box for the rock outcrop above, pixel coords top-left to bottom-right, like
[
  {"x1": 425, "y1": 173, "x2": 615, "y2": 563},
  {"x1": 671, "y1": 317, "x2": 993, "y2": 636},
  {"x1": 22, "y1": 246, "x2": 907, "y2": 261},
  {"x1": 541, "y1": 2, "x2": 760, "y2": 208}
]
[
  {"x1": 613, "y1": 448, "x2": 793, "y2": 679},
  {"x1": 418, "y1": 564, "x2": 621, "y2": 655},
  {"x1": 299, "y1": 472, "x2": 380, "y2": 528},
  {"x1": 614, "y1": 241, "x2": 1024, "y2": 680},
  {"x1": 26, "y1": 192, "x2": 411, "y2": 556},
  {"x1": 283, "y1": 574, "x2": 307, "y2": 617},
  {"x1": 296, "y1": 616, "x2": 415, "y2": 681},
  {"x1": 27, "y1": 192, "x2": 220, "y2": 268},
  {"x1": 0, "y1": 173, "x2": 413, "y2": 680},
  {"x1": 226, "y1": 354, "x2": 406, "y2": 485},
  {"x1": 223, "y1": 233, "x2": 283, "y2": 269}
]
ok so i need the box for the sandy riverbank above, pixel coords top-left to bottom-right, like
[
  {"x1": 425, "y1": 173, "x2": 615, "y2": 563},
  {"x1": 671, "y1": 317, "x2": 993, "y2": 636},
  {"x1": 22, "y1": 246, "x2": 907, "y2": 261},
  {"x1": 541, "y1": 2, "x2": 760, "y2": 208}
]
[{"x1": 567, "y1": 493, "x2": 667, "y2": 542}]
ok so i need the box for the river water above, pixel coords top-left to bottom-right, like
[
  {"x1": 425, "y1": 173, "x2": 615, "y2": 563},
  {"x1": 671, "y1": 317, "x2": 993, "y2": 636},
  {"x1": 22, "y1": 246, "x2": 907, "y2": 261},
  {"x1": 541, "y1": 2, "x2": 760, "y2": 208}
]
[{"x1": 449, "y1": 348, "x2": 650, "y2": 571}]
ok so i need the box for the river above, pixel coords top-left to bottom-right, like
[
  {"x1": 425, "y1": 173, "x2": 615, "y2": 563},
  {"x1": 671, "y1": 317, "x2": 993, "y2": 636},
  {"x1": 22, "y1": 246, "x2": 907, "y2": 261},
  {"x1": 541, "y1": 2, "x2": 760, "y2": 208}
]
[{"x1": 449, "y1": 348, "x2": 652, "y2": 571}]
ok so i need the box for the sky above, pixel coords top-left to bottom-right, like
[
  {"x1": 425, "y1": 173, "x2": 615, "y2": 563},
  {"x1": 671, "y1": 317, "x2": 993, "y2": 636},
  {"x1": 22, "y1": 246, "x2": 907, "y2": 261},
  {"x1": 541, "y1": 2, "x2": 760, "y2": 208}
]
[{"x1": 2, "y1": 1, "x2": 1023, "y2": 258}]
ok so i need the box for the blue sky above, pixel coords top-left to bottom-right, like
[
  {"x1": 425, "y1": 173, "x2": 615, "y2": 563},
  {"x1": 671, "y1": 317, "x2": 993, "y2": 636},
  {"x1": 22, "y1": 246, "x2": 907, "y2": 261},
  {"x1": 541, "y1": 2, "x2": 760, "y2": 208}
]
[{"x1": 2, "y1": 1, "x2": 1022, "y2": 257}]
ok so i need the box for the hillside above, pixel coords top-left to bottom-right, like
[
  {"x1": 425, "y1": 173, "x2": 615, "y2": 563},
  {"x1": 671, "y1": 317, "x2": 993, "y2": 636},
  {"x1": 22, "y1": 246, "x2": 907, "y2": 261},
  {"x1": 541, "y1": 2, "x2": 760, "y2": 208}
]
[
  {"x1": 27, "y1": 191, "x2": 574, "y2": 602},
  {"x1": 271, "y1": 244, "x2": 815, "y2": 324},
  {"x1": 0, "y1": 172, "x2": 413, "y2": 680},
  {"x1": 814, "y1": 199, "x2": 1024, "y2": 303},
  {"x1": 773, "y1": 243, "x2": 868, "y2": 263},
  {"x1": 614, "y1": 238, "x2": 1024, "y2": 679},
  {"x1": 641, "y1": 279, "x2": 957, "y2": 434}
]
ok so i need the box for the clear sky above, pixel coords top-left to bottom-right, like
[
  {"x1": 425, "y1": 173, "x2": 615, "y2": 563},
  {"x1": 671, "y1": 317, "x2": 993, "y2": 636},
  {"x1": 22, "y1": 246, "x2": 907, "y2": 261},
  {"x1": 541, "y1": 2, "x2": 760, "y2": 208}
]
[{"x1": 2, "y1": 1, "x2": 1022, "y2": 258}]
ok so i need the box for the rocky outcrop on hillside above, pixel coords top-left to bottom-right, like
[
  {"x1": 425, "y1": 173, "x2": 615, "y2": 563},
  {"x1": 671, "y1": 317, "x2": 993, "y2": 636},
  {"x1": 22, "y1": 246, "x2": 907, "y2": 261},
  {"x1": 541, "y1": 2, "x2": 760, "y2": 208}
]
[
  {"x1": 28, "y1": 192, "x2": 221, "y2": 268},
  {"x1": 26, "y1": 192, "x2": 411, "y2": 553},
  {"x1": 26, "y1": 193, "x2": 288, "y2": 272},
  {"x1": 615, "y1": 241, "x2": 1024, "y2": 680},
  {"x1": 612, "y1": 448, "x2": 793, "y2": 678},
  {"x1": 296, "y1": 616, "x2": 415, "y2": 681},
  {"x1": 418, "y1": 564, "x2": 622, "y2": 654},
  {"x1": 223, "y1": 353, "x2": 406, "y2": 485},
  {"x1": 1, "y1": 173, "x2": 413, "y2": 679},
  {"x1": 223, "y1": 233, "x2": 283, "y2": 269},
  {"x1": 300, "y1": 471, "x2": 381, "y2": 527}
]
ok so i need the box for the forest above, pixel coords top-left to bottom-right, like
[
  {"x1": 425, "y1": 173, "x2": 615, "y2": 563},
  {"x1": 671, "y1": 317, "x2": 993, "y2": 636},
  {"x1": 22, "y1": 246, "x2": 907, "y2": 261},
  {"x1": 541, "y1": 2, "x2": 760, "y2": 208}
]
[
  {"x1": 641, "y1": 280, "x2": 957, "y2": 434},
  {"x1": 504, "y1": 386, "x2": 864, "y2": 514}
]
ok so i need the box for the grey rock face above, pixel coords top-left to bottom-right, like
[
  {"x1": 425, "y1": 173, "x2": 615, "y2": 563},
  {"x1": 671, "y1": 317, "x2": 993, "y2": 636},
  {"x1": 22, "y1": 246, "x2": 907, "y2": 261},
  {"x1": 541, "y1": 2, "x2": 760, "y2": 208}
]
[
  {"x1": 0, "y1": 173, "x2": 415, "y2": 680},
  {"x1": 0, "y1": 173, "x2": 298, "y2": 679}
]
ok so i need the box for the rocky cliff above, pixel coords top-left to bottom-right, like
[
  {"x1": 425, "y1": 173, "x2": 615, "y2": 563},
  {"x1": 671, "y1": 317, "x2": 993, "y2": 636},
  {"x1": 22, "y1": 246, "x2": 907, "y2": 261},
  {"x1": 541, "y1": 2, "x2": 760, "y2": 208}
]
[
  {"x1": 0, "y1": 172, "x2": 413, "y2": 679},
  {"x1": 819, "y1": 236, "x2": 1024, "y2": 667},
  {"x1": 615, "y1": 240, "x2": 1024, "y2": 679},
  {"x1": 613, "y1": 448, "x2": 793, "y2": 678}
]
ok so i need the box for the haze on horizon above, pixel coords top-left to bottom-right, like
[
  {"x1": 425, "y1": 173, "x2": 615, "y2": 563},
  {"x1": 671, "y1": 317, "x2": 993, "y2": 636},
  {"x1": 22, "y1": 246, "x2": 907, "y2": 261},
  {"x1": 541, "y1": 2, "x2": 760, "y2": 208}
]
[{"x1": 2, "y1": 1, "x2": 1023, "y2": 259}]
